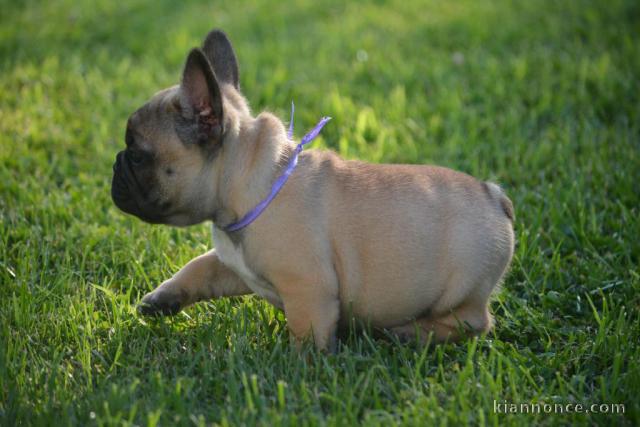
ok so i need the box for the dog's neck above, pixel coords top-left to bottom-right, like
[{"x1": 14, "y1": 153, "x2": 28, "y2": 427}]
[{"x1": 211, "y1": 109, "x2": 294, "y2": 230}]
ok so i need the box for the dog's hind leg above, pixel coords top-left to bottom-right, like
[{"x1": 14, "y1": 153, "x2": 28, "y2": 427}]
[
  {"x1": 389, "y1": 302, "x2": 492, "y2": 344},
  {"x1": 392, "y1": 217, "x2": 513, "y2": 344}
]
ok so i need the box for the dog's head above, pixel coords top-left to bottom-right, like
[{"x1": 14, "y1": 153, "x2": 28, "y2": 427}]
[{"x1": 111, "y1": 30, "x2": 248, "y2": 226}]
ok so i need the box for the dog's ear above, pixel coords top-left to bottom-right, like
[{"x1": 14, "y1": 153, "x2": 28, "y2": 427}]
[
  {"x1": 178, "y1": 48, "x2": 224, "y2": 145},
  {"x1": 202, "y1": 30, "x2": 239, "y2": 89}
]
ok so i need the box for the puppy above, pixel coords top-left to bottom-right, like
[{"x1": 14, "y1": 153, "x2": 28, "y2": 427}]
[{"x1": 111, "y1": 29, "x2": 515, "y2": 351}]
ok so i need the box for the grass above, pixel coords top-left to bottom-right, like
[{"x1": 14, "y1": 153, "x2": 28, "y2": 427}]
[{"x1": 1, "y1": 0, "x2": 639, "y2": 425}]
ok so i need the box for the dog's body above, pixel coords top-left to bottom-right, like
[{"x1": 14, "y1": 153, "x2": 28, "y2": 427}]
[{"x1": 111, "y1": 30, "x2": 514, "y2": 350}]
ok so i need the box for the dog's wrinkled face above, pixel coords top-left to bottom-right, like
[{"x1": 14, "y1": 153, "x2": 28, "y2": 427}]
[{"x1": 111, "y1": 30, "x2": 241, "y2": 226}]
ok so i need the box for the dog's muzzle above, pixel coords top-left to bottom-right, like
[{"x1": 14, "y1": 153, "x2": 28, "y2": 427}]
[{"x1": 111, "y1": 151, "x2": 164, "y2": 223}]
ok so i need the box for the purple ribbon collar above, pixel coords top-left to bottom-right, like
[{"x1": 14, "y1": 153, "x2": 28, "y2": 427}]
[{"x1": 224, "y1": 103, "x2": 331, "y2": 232}]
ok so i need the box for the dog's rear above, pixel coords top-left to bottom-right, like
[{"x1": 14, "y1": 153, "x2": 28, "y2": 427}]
[{"x1": 283, "y1": 155, "x2": 516, "y2": 343}]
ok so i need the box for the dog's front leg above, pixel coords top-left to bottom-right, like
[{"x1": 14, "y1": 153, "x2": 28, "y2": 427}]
[
  {"x1": 138, "y1": 249, "x2": 252, "y2": 316},
  {"x1": 277, "y1": 278, "x2": 340, "y2": 352}
]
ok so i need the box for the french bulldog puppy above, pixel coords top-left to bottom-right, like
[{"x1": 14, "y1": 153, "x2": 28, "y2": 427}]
[{"x1": 111, "y1": 29, "x2": 515, "y2": 351}]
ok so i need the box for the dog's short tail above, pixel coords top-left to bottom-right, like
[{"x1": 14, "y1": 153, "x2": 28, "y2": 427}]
[{"x1": 483, "y1": 182, "x2": 514, "y2": 222}]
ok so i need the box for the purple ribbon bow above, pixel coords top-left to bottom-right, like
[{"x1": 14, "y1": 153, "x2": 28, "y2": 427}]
[{"x1": 224, "y1": 103, "x2": 331, "y2": 232}]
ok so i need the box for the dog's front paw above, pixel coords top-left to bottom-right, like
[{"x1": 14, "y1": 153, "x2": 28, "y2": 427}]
[{"x1": 137, "y1": 290, "x2": 182, "y2": 316}]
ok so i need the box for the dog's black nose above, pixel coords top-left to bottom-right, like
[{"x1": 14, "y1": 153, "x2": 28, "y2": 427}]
[
  {"x1": 112, "y1": 151, "x2": 124, "y2": 173},
  {"x1": 111, "y1": 154, "x2": 130, "y2": 205}
]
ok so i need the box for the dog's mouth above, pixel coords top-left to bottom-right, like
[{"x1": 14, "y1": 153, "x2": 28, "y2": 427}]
[{"x1": 111, "y1": 151, "x2": 168, "y2": 224}]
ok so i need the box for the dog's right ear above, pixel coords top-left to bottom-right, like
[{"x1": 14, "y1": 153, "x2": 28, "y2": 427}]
[
  {"x1": 202, "y1": 30, "x2": 240, "y2": 89},
  {"x1": 177, "y1": 48, "x2": 224, "y2": 145}
]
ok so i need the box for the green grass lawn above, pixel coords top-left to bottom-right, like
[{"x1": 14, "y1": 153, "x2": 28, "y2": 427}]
[{"x1": 1, "y1": 0, "x2": 639, "y2": 425}]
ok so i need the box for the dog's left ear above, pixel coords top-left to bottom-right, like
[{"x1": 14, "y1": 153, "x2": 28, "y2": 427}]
[
  {"x1": 202, "y1": 29, "x2": 240, "y2": 89},
  {"x1": 178, "y1": 48, "x2": 224, "y2": 145}
]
